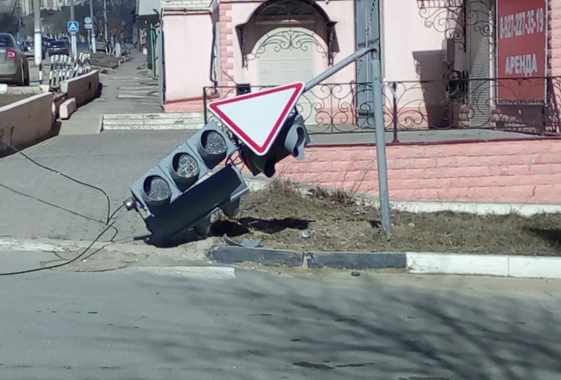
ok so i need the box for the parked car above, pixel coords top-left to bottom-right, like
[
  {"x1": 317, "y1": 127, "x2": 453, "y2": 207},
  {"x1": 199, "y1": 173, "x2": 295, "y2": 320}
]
[
  {"x1": 95, "y1": 37, "x2": 107, "y2": 52},
  {"x1": 48, "y1": 40, "x2": 70, "y2": 56},
  {"x1": 0, "y1": 33, "x2": 30, "y2": 86},
  {"x1": 42, "y1": 37, "x2": 54, "y2": 58}
]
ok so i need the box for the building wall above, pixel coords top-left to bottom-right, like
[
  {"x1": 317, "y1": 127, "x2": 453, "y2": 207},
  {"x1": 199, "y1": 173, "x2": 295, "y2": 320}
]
[
  {"x1": 162, "y1": 11, "x2": 215, "y2": 110},
  {"x1": 380, "y1": 0, "x2": 460, "y2": 129},
  {"x1": 549, "y1": 0, "x2": 561, "y2": 76},
  {"x1": 225, "y1": 0, "x2": 355, "y2": 87},
  {"x1": 164, "y1": 0, "x2": 355, "y2": 111},
  {"x1": 276, "y1": 138, "x2": 561, "y2": 204},
  {"x1": 219, "y1": 2, "x2": 234, "y2": 88},
  {"x1": 382, "y1": 0, "x2": 451, "y2": 82}
]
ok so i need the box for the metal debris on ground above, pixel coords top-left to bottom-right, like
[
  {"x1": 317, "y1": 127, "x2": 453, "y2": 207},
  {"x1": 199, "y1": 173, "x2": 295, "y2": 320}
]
[
  {"x1": 300, "y1": 229, "x2": 311, "y2": 239},
  {"x1": 224, "y1": 234, "x2": 263, "y2": 248}
]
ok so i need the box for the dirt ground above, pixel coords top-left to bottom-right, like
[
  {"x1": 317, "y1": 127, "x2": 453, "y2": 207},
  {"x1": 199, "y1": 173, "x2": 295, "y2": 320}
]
[
  {"x1": 211, "y1": 180, "x2": 561, "y2": 255},
  {"x1": 0, "y1": 94, "x2": 34, "y2": 108}
]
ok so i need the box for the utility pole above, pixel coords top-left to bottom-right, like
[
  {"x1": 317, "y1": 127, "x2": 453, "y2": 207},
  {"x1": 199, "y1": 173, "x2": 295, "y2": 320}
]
[
  {"x1": 103, "y1": 0, "x2": 108, "y2": 42},
  {"x1": 33, "y1": 0, "x2": 41, "y2": 67},
  {"x1": 90, "y1": 0, "x2": 96, "y2": 53},
  {"x1": 15, "y1": 0, "x2": 22, "y2": 41},
  {"x1": 69, "y1": 0, "x2": 77, "y2": 58}
]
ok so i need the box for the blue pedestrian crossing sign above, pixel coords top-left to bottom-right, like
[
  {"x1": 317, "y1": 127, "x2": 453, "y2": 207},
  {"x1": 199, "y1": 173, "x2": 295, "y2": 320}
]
[{"x1": 67, "y1": 21, "x2": 79, "y2": 34}]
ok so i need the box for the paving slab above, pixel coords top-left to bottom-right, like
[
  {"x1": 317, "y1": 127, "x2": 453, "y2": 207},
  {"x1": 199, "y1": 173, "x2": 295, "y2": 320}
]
[
  {"x1": 0, "y1": 130, "x2": 196, "y2": 243},
  {"x1": 57, "y1": 52, "x2": 162, "y2": 136}
]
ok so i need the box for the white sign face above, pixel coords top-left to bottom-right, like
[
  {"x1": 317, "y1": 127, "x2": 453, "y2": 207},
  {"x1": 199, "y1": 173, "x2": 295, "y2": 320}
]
[
  {"x1": 85, "y1": 17, "x2": 92, "y2": 24},
  {"x1": 85, "y1": 24, "x2": 92, "y2": 29},
  {"x1": 208, "y1": 82, "x2": 304, "y2": 156}
]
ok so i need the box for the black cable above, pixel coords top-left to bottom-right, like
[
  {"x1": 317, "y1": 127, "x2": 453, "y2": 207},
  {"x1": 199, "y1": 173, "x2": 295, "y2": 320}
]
[
  {"x1": 0, "y1": 183, "x2": 105, "y2": 224},
  {"x1": 107, "y1": 203, "x2": 125, "y2": 225},
  {"x1": 0, "y1": 222, "x2": 115, "y2": 276},
  {"x1": 0, "y1": 141, "x2": 112, "y2": 224}
]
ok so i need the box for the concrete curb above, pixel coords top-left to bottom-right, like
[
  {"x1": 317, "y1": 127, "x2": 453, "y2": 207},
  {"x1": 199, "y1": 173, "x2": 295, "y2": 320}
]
[
  {"x1": 0, "y1": 92, "x2": 54, "y2": 155},
  {"x1": 407, "y1": 252, "x2": 561, "y2": 279},
  {"x1": 208, "y1": 246, "x2": 303, "y2": 267},
  {"x1": 306, "y1": 252, "x2": 406, "y2": 270},
  {"x1": 4, "y1": 238, "x2": 560, "y2": 279},
  {"x1": 0, "y1": 237, "x2": 215, "y2": 261},
  {"x1": 208, "y1": 246, "x2": 561, "y2": 279}
]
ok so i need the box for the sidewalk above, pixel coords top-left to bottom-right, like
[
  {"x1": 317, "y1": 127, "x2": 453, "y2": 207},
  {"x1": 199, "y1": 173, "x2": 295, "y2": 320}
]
[
  {"x1": 58, "y1": 52, "x2": 162, "y2": 135},
  {"x1": 0, "y1": 130, "x2": 199, "y2": 244}
]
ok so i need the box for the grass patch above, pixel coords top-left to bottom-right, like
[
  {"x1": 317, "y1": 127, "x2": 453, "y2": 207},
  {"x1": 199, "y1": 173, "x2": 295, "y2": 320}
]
[{"x1": 213, "y1": 180, "x2": 561, "y2": 255}]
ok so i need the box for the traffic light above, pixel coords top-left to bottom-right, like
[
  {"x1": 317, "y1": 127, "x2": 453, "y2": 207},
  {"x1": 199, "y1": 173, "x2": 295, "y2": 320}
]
[
  {"x1": 130, "y1": 121, "x2": 238, "y2": 213},
  {"x1": 127, "y1": 121, "x2": 247, "y2": 246},
  {"x1": 240, "y1": 112, "x2": 310, "y2": 178},
  {"x1": 140, "y1": 165, "x2": 248, "y2": 246}
]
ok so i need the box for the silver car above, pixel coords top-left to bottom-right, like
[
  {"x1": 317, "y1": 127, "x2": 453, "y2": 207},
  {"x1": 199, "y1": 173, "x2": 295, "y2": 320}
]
[{"x1": 0, "y1": 33, "x2": 30, "y2": 86}]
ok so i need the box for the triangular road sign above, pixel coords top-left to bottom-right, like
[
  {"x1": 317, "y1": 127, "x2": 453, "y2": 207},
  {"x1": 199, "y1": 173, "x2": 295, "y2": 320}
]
[
  {"x1": 67, "y1": 21, "x2": 79, "y2": 33},
  {"x1": 208, "y1": 82, "x2": 304, "y2": 156}
]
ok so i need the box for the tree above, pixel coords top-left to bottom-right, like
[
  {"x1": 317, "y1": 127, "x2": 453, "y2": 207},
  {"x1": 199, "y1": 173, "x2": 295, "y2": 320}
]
[{"x1": 0, "y1": 12, "x2": 18, "y2": 35}]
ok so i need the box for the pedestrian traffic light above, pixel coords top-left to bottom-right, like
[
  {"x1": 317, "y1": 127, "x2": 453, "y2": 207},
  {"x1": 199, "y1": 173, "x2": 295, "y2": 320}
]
[
  {"x1": 127, "y1": 121, "x2": 247, "y2": 246},
  {"x1": 240, "y1": 112, "x2": 310, "y2": 178}
]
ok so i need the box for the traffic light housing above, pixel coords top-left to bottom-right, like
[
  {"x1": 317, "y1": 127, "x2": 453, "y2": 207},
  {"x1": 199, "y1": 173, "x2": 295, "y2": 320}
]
[
  {"x1": 127, "y1": 121, "x2": 247, "y2": 246},
  {"x1": 130, "y1": 121, "x2": 238, "y2": 215},
  {"x1": 240, "y1": 112, "x2": 309, "y2": 178},
  {"x1": 142, "y1": 165, "x2": 248, "y2": 246}
]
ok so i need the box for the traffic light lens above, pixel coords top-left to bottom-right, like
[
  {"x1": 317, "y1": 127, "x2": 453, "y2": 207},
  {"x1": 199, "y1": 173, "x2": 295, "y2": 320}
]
[
  {"x1": 144, "y1": 176, "x2": 171, "y2": 203},
  {"x1": 174, "y1": 153, "x2": 199, "y2": 179},
  {"x1": 202, "y1": 131, "x2": 227, "y2": 155}
]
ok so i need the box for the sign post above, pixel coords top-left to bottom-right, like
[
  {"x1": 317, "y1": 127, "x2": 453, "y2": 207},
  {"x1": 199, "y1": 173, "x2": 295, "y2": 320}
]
[
  {"x1": 67, "y1": 21, "x2": 79, "y2": 59},
  {"x1": 371, "y1": 58, "x2": 391, "y2": 236},
  {"x1": 497, "y1": 0, "x2": 547, "y2": 102},
  {"x1": 84, "y1": 17, "x2": 93, "y2": 53}
]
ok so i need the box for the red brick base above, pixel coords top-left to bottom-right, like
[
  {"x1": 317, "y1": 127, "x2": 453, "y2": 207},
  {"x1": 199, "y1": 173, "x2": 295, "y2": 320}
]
[{"x1": 275, "y1": 138, "x2": 561, "y2": 204}]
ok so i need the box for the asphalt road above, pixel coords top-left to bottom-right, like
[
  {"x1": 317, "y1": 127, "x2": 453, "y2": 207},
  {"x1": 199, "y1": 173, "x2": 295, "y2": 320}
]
[{"x1": 1, "y1": 251, "x2": 561, "y2": 380}]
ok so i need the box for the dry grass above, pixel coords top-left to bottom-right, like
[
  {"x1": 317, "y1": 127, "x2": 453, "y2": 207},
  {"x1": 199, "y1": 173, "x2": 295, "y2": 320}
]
[{"x1": 211, "y1": 179, "x2": 561, "y2": 255}]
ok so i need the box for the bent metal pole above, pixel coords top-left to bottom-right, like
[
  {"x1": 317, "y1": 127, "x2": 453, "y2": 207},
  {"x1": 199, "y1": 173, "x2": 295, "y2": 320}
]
[
  {"x1": 371, "y1": 57, "x2": 391, "y2": 235},
  {"x1": 302, "y1": 46, "x2": 391, "y2": 235},
  {"x1": 304, "y1": 46, "x2": 377, "y2": 93}
]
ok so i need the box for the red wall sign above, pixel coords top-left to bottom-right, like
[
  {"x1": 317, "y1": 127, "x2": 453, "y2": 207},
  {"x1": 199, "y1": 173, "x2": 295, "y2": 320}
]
[{"x1": 497, "y1": 0, "x2": 547, "y2": 102}]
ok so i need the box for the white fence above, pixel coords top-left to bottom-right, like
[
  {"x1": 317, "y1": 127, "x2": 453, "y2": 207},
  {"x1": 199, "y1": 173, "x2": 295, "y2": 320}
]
[{"x1": 46, "y1": 53, "x2": 92, "y2": 90}]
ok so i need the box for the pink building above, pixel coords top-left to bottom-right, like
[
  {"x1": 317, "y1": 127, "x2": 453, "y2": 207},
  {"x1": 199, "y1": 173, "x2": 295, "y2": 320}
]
[
  {"x1": 135, "y1": 0, "x2": 561, "y2": 205},
  {"x1": 156, "y1": 0, "x2": 561, "y2": 135},
  {"x1": 161, "y1": 0, "x2": 356, "y2": 114}
]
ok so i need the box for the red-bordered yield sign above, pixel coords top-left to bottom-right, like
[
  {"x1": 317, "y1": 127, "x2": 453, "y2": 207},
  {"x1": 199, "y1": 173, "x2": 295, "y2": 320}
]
[{"x1": 208, "y1": 82, "x2": 304, "y2": 156}]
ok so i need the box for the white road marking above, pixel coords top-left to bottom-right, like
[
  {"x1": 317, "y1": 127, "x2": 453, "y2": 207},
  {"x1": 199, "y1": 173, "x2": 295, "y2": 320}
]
[
  {"x1": 131, "y1": 266, "x2": 236, "y2": 279},
  {"x1": 0, "y1": 238, "x2": 65, "y2": 252}
]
